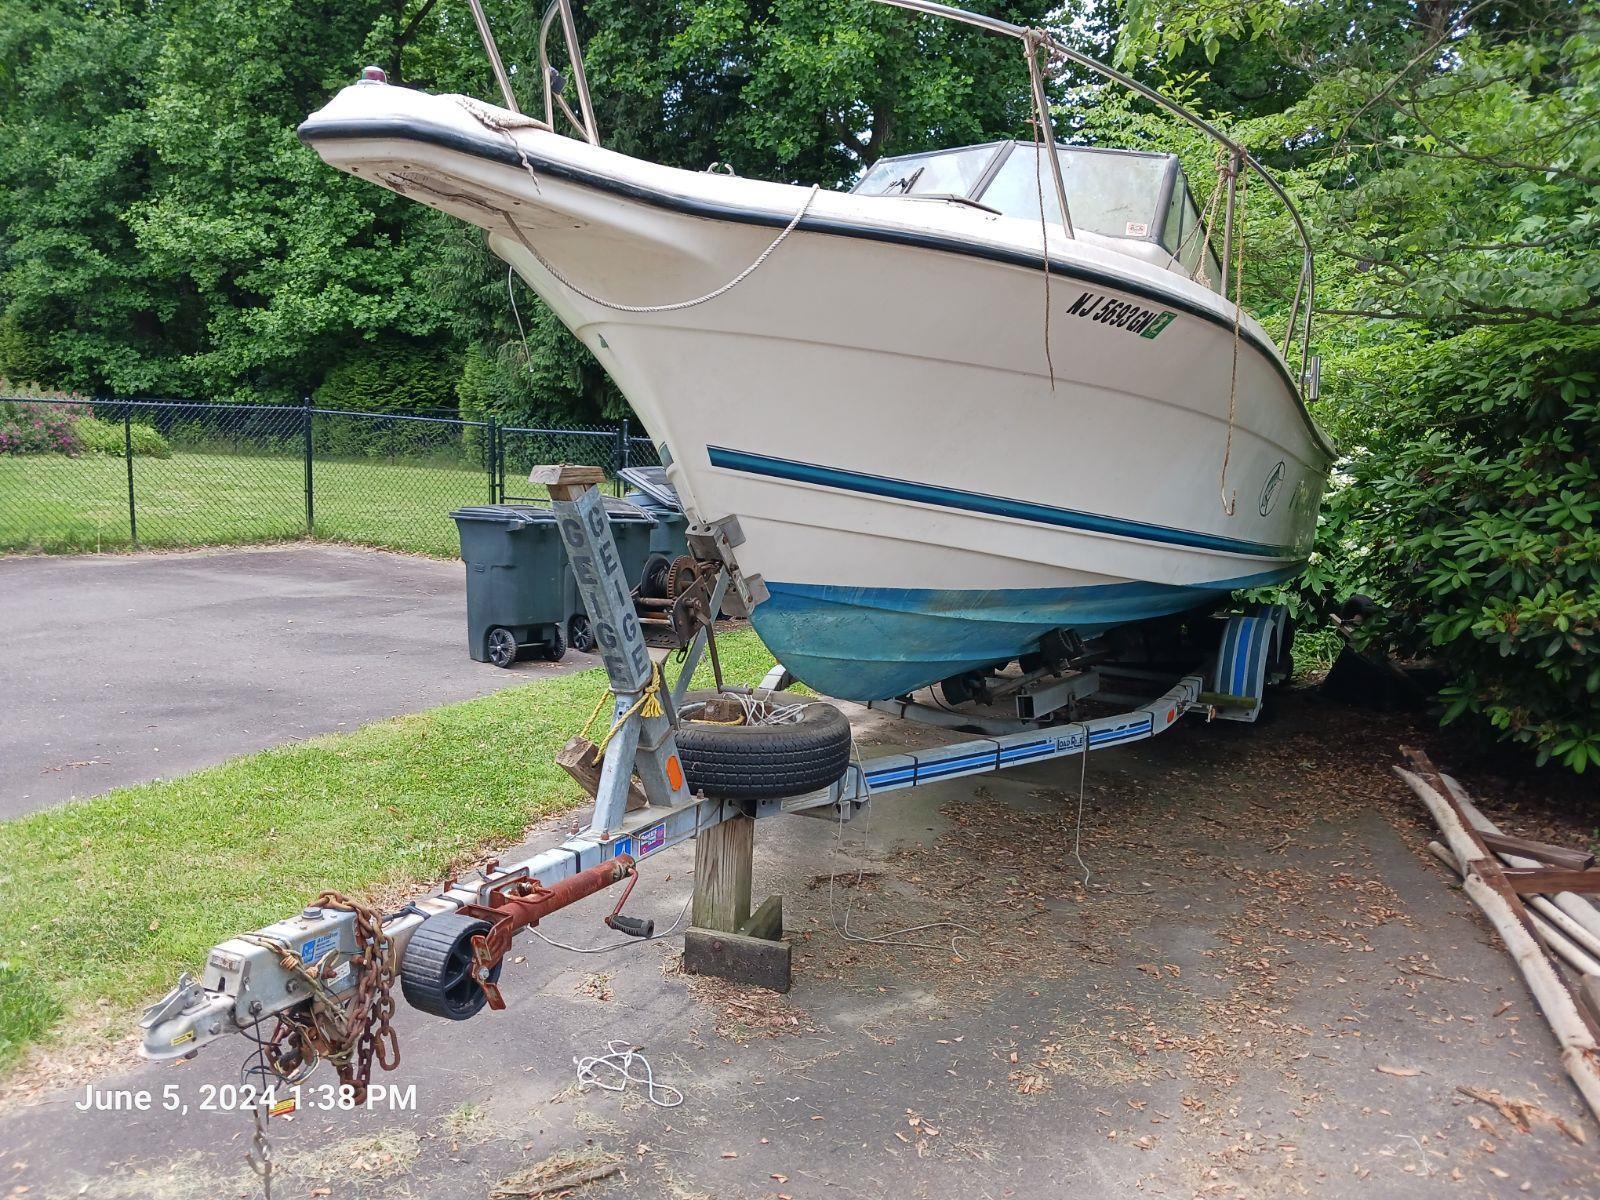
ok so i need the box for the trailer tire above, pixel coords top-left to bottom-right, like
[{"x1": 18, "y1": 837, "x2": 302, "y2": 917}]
[
  {"x1": 675, "y1": 691, "x2": 851, "y2": 801},
  {"x1": 400, "y1": 912, "x2": 502, "y2": 1021}
]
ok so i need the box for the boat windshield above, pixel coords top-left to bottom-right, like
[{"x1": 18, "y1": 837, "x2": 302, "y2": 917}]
[
  {"x1": 982, "y1": 146, "x2": 1164, "y2": 239},
  {"x1": 853, "y1": 141, "x2": 1224, "y2": 289},
  {"x1": 854, "y1": 144, "x2": 1005, "y2": 199}
]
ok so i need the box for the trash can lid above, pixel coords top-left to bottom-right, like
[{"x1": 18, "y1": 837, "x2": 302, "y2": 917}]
[
  {"x1": 449, "y1": 504, "x2": 558, "y2": 524},
  {"x1": 617, "y1": 466, "x2": 681, "y2": 512},
  {"x1": 449, "y1": 499, "x2": 658, "y2": 525}
]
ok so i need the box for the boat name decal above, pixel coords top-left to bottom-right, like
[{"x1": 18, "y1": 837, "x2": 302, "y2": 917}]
[
  {"x1": 1065, "y1": 290, "x2": 1175, "y2": 339},
  {"x1": 1259, "y1": 461, "x2": 1287, "y2": 517}
]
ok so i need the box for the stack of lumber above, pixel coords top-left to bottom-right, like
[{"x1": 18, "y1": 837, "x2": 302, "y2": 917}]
[{"x1": 1395, "y1": 748, "x2": 1600, "y2": 1125}]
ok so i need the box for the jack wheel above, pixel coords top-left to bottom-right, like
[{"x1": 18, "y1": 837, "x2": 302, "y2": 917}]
[
  {"x1": 486, "y1": 627, "x2": 519, "y2": 669},
  {"x1": 568, "y1": 613, "x2": 595, "y2": 654},
  {"x1": 399, "y1": 913, "x2": 503, "y2": 1021}
]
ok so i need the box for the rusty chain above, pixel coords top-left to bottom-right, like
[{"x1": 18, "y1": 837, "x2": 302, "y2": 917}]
[{"x1": 248, "y1": 890, "x2": 399, "y2": 1103}]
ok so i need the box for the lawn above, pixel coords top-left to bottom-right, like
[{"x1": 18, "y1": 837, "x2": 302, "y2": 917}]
[
  {"x1": 0, "y1": 449, "x2": 517, "y2": 557},
  {"x1": 0, "y1": 628, "x2": 777, "y2": 1075}
]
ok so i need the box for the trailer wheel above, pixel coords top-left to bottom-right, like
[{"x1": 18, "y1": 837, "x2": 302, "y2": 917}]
[
  {"x1": 674, "y1": 691, "x2": 851, "y2": 800},
  {"x1": 485, "y1": 627, "x2": 519, "y2": 669},
  {"x1": 400, "y1": 913, "x2": 502, "y2": 1021}
]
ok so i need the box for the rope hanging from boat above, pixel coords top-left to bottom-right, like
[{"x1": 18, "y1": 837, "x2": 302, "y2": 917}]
[
  {"x1": 502, "y1": 185, "x2": 819, "y2": 314},
  {"x1": 1026, "y1": 77, "x2": 1057, "y2": 391},
  {"x1": 452, "y1": 93, "x2": 819, "y2": 313},
  {"x1": 1218, "y1": 163, "x2": 1247, "y2": 517}
]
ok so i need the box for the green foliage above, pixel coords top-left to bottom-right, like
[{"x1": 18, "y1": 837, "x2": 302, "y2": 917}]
[
  {"x1": 1317, "y1": 326, "x2": 1600, "y2": 771},
  {"x1": 1118, "y1": 0, "x2": 1600, "y2": 772},
  {"x1": 73, "y1": 414, "x2": 171, "y2": 458},
  {"x1": 311, "y1": 342, "x2": 458, "y2": 416}
]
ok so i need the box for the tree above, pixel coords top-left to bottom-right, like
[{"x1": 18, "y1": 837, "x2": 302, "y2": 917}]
[{"x1": 1115, "y1": 0, "x2": 1600, "y2": 771}]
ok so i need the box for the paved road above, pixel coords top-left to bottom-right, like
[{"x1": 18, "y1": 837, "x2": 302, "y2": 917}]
[
  {"x1": 2, "y1": 694, "x2": 1593, "y2": 1197},
  {"x1": 0, "y1": 545, "x2": 588, "y2": 817}
]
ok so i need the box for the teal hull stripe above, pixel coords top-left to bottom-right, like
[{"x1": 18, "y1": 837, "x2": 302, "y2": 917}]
[{"x1": 707, "y1": 446, "x2": 1294, "y2": 558}]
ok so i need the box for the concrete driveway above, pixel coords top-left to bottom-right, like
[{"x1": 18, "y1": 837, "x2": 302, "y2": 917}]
[{"x1": 0, "y1": 545, "x2": 587, "y2": 817}]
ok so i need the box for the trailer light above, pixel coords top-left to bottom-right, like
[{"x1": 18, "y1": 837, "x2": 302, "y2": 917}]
[{"x1": 360, "y1": 66, "x2": 388, "y2": 83}]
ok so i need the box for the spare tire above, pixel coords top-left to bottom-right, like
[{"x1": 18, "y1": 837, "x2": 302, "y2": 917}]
[{"x1": 674, "y1": 690, "x2": 851, "y2": 801}]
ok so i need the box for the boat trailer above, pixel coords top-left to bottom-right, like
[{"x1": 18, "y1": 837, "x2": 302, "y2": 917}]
[{"x1": 138, "y1": 464, "x2": 1294, "y2": 1101}]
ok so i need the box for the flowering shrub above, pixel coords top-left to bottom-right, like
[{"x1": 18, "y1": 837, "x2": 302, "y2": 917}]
[{"x1": 0, "y1": 399, "x2": 83, "y2": 456}]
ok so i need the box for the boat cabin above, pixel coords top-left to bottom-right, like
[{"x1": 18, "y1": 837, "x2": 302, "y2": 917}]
[{"x1": 853, "y1": 141, "x2": 1223, "y2": 291}]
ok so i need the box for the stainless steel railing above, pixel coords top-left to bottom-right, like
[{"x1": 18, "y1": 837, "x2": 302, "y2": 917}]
[{"x1": 459, "y1": 0, "x2": 1314, "y2": 384}]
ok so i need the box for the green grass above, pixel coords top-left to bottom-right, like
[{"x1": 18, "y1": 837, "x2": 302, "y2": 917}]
[
  {"x1": 0, "y1": 449, "x2": 517, "y2": 556},
  {"x1": 0, "y1": 628, "x2": 776, "y2": 1074}
]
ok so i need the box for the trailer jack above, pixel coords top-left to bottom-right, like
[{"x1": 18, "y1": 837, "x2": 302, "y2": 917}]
[{"x1": 401, "y1": 854, "x2": 639, "y2": 1018}]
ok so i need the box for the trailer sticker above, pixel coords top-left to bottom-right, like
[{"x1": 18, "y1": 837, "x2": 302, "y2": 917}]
[
  {"x1": 1065, "y1": 290, "x2": 1175, "y2": 339},
  {"x1": 613, "y1": 837, "x2": 633, "y2": 857},
  {"x1": 639, "y1": 823, "x2": 667, "y2": 854},
  {"x1": 300, "y1": 933, "x2": 337, "y2": 965}
]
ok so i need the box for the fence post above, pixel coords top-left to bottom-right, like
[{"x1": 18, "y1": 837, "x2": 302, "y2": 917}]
[
  {"x1": 487, "y1": 417, "x2": 499, "y2": 504},
  {"x1": 302, "y1": 398, "x2": 314, "y2": 536},
  {"x1": 615, "y1": 420, "x2": 628, "y2": 495},
  {"x1": 124, "y1": 409, "x2": 138, "y2": 546}
]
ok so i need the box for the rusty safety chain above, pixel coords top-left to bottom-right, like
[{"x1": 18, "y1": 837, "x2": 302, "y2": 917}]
[
  {"x1": 241, "y1": 891, "x2": 400, "y2": 1200},
  {"x1": 244, "y1": 891, "x2": 400, "y2": 1095}
]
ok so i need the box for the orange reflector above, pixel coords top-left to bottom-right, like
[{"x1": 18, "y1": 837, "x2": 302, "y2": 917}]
[{"x1": 666, "y1": 754, "x2": 684, "y2": 791}]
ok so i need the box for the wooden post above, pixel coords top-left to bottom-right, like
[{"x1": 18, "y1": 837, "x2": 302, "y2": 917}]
[
  {"x1": 692, "y1": 814, "x2": 753, "y2": 931},
  {"x1": 684, "y1": 811, "x2": 791, "y2": 992}
]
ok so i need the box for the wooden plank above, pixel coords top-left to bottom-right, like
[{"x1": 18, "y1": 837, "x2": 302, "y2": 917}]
[
  {"x1": 683, "y1": 927, "x2": 791, "y2": 994},
  {"x1": 1500, "y1": 867, "x2": 1600, "y2": 896},
  {"x1": 528, "y1": 463, "x2": 606, "y2": 500},
  {"x1": 738, "y1": 895, "x2": 783, "y2": 942},
  {"x1": 1481, "y1": 831, "x2": 1596, "y2": 873},
  {"x1": 556, "y1": 736, "x2": 648, "y2": 811},
  {"x1": 691, "y1": 813, "x2": 753, "y2": 932}
]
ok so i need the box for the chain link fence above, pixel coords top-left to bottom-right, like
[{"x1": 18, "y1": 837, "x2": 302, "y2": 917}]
[{"x1": 0, "y1": 397, "x2": 663, "y2": 557}]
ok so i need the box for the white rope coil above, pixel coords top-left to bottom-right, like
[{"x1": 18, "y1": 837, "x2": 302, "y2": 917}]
[{"x1": 574, "y1": 1041, "x2": 683, "y2": 1108}]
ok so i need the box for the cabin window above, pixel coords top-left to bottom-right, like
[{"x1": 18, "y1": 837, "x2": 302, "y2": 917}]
[
  {"x1": 979, "y1": 147, "x2": 1169, "y2": 242},
  {"x1": 854, "y1": 145, "x2": 1003, "y2": 201}
]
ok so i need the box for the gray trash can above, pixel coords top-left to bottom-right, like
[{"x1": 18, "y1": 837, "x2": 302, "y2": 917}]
[{"x1": 451, "y1": 500, "x2": 672, "y2": 668}]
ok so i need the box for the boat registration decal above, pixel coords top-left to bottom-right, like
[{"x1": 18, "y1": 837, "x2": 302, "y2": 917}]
[{"x1": 1065, "y1": 290, "x2": 1175, "y2": 339}]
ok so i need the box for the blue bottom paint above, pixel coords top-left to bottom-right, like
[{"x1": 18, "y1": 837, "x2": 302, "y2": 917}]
[{"x1": 748, "y1": 568, "x2": 1299, "y2": 701}]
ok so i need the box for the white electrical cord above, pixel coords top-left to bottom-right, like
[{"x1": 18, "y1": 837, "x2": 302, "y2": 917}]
[
  {"x1": 827, "y1": 733, "x2": 980, "y2": 954},
  {"x1": 529, "y1": 893, "x2": 692, "y2": 954},
  {"x1": 574, "y1": 1040, "x2": 684, "y2": 1108}
]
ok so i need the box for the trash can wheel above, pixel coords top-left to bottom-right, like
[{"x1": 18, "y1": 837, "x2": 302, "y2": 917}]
[
  {"x1": 485, "y1": 627, "x2": 519, "y2": 669},
  {"x1": 568, "y1": 613, "x2": 595, "y2": 655},
  {"x1": 539, "y1": 622, "x2": 566, "y2": 662},
  {"x1": 399, "y1": 912, "x2": 502, "y2": 1021}
]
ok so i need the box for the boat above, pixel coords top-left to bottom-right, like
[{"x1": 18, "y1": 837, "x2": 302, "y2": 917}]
[{"x1": 298, "y1": 0, "x2": 1334, "y2": 703}]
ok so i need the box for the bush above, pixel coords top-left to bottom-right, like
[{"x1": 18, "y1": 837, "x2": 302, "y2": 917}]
[
  {"x1": 312, "y1": 343, "x2": 461, "y2": 459},
  {"x1": 74, "y1": 414, "x2": 172, "y2": 458},
  {"x1": 1305, "y1": 324, "x2": 1600, "y2": 772},
  {"x1": 0, "y1": 397, "x2": 83, "y2": 456}
]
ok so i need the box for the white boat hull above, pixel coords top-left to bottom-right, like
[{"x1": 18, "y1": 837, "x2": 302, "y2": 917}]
[{"x1": 301, "y1": 84, "x2": 1334, "y2": 700}]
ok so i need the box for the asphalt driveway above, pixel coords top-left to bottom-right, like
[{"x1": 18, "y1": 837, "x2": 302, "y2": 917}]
[{"x1": 0, "y1": 545, "x2": 587, "y2": 817}]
